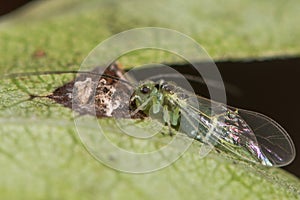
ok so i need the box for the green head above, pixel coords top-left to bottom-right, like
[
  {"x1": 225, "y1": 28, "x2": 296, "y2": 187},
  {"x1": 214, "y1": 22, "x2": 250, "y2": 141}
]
[
  {"x1": 129, "y1": 80, "x2": 181, "y2": 114},
  {"x1": 130, "y1": 80, "x2": 159, "y2": 110}
]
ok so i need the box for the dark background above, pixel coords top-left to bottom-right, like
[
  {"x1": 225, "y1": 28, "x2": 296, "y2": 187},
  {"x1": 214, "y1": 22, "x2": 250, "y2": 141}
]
[
  {"x1": 217, "y1": 58, "x2": 300, "y2": 177},
  {"x1": 170, "y1": 58, "x2": 300, "y2": 178},
  {"x1": 0, "y1": 0, "x2": 33, "y2": 16},
  {"x1": 1, "y1": 0, "x2": 299, "y2": 177}
]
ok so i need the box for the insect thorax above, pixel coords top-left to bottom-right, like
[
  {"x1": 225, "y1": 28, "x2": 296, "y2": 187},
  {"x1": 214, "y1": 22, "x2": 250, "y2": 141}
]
[{"x1": 130, "y1": 80, "x2": 189, "y2": 127}]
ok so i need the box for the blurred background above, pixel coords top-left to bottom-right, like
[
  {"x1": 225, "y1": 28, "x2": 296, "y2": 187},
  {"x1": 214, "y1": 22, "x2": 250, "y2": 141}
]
[{"x1": 1, "y1": 0, "x2": 299, "y2": 178}]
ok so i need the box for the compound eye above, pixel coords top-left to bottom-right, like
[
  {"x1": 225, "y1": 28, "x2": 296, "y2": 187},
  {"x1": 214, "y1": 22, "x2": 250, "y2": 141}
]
[
  {"x1": 163, "y1": 84, "x2": 175, "y2": 93},
  {"x1": 141, "y1": 86, "x2": 151, "y2": 94}
]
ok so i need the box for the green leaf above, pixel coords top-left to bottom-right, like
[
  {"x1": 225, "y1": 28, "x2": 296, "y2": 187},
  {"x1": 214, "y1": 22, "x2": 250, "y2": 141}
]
[{"x1": 0, "y1": 1, "x2": 300, "y2": 199}]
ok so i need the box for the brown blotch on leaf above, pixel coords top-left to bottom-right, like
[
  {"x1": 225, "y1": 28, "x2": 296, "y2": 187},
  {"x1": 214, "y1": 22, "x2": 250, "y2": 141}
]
[
  {"x1": 47, "y1": 62, "x2": 145, "y2": 119},
  {"x1": 32, "y1": 49, "x2": 47, "y2": 58}
]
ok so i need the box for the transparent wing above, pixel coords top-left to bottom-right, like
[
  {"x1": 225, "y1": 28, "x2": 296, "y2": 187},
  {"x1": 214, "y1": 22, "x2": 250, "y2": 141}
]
[
  {"x1": 235, "y1": 108, "x2": 296, "y2": 167},
  {"x1": 177, "y1": 100, "x2": 261, "y2": 165},
  {"x1": 175, "y1": 93, "x2": 295, "y2": 167}
]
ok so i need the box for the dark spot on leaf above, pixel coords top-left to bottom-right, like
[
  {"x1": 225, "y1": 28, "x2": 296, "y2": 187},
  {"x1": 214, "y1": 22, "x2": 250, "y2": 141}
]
[
  {"x1": 32, "y1": 49, "x2": 46, "y2": 58},
  {"x1": 47, "y1": 63, "x2": 145, "y2": 119},
  {"x1": 103, "y1": 87, "x2": 109, "y2": 93}
]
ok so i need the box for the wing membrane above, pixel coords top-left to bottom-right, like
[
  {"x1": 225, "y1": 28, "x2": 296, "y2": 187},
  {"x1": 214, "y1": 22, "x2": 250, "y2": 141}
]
[
  {"x1": 175, "y1": 93, "x2": 295, "y2": 167},
  {"x1": 236, "y1": 109, "x2": 296, "y2": 166}
]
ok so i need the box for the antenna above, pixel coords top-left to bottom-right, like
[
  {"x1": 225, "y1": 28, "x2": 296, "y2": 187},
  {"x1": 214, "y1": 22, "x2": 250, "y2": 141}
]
[{"x1": 2, "y1": 70, "x2": 134, "y2": 87}]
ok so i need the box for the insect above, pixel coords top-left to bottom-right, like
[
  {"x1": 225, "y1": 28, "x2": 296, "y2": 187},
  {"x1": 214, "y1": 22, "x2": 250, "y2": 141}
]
[
  {"x1": 129, "y1": 79, "x2": 296, "y2": 167},
  {"x1": 2, "y1": 63, "x2": 296, "y2": 167}
]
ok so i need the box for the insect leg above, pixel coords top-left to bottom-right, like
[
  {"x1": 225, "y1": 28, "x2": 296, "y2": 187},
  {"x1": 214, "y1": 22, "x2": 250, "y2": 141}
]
[
  {"x1": 130, "y1": 96, "x2": 154, "y2": 116},
  {"x1": 171, "y1": 106, "x2": 180, "y2": 126},
  {"x1": 152, "y1": 96, "x2": 161, "y2": 114},
  {"x1": 162, "y1": 105, "x2": 173, "y2": 136}
]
